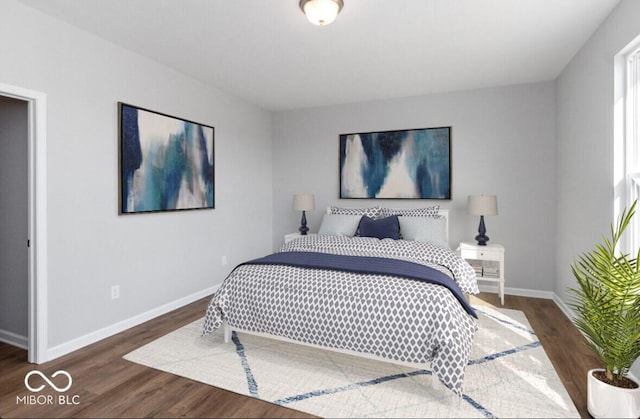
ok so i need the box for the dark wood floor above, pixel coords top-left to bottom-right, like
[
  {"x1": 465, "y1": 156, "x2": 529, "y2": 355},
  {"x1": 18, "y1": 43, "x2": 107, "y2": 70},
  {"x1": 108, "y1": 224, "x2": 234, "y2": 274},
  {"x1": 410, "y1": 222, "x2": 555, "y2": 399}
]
[{"x1": 0, "y1": 292, "x2": 600, "y2": 418}]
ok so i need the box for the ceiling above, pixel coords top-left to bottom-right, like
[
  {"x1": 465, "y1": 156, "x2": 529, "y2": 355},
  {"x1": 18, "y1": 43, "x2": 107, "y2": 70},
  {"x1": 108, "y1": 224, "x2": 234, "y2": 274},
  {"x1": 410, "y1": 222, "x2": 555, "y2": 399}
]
[{"x1": 19, "y1": 0, "x2": 620, "y2": 111}]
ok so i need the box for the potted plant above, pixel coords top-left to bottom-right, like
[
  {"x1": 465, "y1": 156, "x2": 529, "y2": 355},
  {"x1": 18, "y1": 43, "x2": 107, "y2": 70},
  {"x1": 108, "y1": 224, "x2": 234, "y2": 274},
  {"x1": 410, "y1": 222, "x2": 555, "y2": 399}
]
[{"x1": 567, "y1": 201, "x2": 640, "y2": 418}]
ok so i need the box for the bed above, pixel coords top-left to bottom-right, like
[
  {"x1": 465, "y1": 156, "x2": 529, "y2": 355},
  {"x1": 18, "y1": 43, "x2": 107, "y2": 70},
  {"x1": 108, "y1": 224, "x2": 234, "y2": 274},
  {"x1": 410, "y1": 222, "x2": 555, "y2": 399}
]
[{"x1": 203, "y1": 206, "x2": 479, "y2": 395}]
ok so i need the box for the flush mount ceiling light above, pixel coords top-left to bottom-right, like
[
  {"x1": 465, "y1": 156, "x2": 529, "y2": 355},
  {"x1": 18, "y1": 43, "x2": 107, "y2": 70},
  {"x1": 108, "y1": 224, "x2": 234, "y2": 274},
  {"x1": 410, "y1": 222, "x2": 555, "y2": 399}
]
[{"x1": 299, "y1": 0, "x2": 344, "y2": 26}]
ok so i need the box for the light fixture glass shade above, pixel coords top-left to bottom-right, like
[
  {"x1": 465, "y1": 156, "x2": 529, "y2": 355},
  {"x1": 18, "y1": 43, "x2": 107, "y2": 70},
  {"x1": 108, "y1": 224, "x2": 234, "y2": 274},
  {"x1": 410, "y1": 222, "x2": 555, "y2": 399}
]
[
  {"x1": 299, "y1": 0, "x2": 343, "y2": 26},
  {"x1": 467, "y1": 195, "x2": 498, "y2": 216},
  {"x1": 293, "y1": 194, "x2": 315, "y2": 211}
]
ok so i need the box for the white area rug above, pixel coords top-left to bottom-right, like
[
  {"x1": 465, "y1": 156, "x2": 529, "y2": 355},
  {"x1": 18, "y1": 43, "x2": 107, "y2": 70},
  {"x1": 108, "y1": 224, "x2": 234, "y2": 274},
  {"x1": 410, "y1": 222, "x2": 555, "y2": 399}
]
[{"x1": 124, "y1": 306, "x2": 579, "y2": 418}]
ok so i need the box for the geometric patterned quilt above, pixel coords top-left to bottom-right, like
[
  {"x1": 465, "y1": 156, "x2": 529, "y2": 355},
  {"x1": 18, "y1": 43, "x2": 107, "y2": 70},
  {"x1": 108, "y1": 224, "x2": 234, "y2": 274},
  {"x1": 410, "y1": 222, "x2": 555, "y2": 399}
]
[{"x1": 203, "y1": 235, "x2": 478, "y2": 395}]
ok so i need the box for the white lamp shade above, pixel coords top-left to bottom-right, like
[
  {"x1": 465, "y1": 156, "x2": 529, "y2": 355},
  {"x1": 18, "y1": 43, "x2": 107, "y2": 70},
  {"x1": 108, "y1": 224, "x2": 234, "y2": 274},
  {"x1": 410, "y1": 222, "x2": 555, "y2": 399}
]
[
  {"x1": 293, "y1": 194, "x2": 315, "y2": 211},
  {"x1": 467, "y1": 195, "x2": 498, "y2": 216},
  {"x1": 300, "y1": 0, "x2": 343, "y2": 26}
]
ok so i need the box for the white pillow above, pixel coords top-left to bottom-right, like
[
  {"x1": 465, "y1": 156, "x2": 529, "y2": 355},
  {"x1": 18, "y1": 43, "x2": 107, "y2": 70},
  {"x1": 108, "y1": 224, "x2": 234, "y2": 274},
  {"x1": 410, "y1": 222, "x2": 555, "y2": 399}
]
[
  {"x1": 317, "y1": 214, "x2": 362, "y2": 236},
  {"x1": 398, "y1": 216, "x2": 448, "y2": 248}
]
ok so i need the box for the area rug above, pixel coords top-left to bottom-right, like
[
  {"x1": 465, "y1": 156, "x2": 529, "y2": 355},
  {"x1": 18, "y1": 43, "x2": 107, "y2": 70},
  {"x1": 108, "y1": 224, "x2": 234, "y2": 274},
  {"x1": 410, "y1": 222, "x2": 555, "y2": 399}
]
[{"x1": 124, "y1": 306, "x2": 579, "y2": 418}]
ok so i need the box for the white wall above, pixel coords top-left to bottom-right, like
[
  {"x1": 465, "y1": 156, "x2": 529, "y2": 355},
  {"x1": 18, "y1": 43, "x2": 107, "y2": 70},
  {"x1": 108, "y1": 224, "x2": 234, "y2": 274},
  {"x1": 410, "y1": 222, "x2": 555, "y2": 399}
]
[
  {"x1": 0, "y1": 96, "x2": 28, "y2": 344},
  {"x1": 0, "y1": 0, "x2": 273, "y2": 353},
  {"x1": 273, "y1": 82, "x2": 557, "y2": 294},
  {"x1": 555, "y1": 0, "x2": 640, "y2": 378}
]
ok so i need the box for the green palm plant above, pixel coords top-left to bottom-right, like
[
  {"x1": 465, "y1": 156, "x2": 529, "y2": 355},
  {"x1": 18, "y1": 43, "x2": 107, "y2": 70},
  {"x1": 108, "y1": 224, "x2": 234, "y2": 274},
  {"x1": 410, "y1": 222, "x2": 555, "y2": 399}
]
[{"x1": 567, "y1": 200, "x2": 640, "y2": 386}]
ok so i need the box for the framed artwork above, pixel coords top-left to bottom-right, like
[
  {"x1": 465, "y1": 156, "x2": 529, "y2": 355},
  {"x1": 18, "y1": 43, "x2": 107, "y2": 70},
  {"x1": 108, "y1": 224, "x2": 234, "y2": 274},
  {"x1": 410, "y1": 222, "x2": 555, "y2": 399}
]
[
  {"x1": 339, "y1": 126, "x2": 451, "y2": 199},
  {"x1": 119, "y1": 102, "x2": 215, "y2": 214}
]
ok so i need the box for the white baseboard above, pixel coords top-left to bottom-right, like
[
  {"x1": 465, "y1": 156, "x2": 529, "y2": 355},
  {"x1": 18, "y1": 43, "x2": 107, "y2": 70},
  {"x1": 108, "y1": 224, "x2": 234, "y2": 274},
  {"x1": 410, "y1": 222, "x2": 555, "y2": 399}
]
[
  {"x1": 477, "y1": 284, "x2": 555, "y2": 300},
  {"x1": 552, "y1": 293, "x2": 575, "y2": 321},
  {"x1": 0, "y1": 328, "x2": 28, "y2": 350},
  {"x1": 43, "y1": 285, "x2": 219, "y2": 362}
]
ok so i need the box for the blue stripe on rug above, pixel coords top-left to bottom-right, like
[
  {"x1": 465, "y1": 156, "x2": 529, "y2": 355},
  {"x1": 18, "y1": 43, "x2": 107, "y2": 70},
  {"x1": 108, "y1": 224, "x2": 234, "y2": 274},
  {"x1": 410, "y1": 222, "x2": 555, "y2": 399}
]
[
  {"x1": 462, "y1": 394, "x2": 496, "y2": 419},
  {"x1": 231, "y1": 331, "x2": 259, "y2": 398},
  {"x1": 468, "y1": 341, "x2": 542, "y2": 366},
  {"x1": 474, "y1": 307, "x2": 536, "y2": 335}
]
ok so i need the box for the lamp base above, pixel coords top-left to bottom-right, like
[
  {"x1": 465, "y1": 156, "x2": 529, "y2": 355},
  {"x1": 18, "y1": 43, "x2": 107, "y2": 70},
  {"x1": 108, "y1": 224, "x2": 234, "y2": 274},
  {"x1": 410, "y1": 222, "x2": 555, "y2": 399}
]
[
  {"x1": 475, "y1": 234, "x2": 489, "y2": 246},
  {"x1": 299, "y1": 210, "x2": 309, "y2": 236},
  {"x1": 475, "y1": 215, "x2": 489, "y2": 246}
]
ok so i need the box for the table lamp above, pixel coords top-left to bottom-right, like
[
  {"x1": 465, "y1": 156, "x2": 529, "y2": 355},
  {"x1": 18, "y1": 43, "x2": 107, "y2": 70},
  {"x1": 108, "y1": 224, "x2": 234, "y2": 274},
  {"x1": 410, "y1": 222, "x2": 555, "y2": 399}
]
[
  {"x1": 293, "y1": 194, "x2": 315, "y2": 235},
  {"x1": 467, "y1": 195, "x2": 498, "y2": 246}
]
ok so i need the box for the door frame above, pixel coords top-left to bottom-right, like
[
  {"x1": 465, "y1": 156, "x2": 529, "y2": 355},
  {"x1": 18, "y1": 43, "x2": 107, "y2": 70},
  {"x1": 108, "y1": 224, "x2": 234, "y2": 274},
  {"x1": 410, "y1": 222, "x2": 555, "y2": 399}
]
[{"x1": 0, "y1": 82, "x2": 47, "y2": 363}]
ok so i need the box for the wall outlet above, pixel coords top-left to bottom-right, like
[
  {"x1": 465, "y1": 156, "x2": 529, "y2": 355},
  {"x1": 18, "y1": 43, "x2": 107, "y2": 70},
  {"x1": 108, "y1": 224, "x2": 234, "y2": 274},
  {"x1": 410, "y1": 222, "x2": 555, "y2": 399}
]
[
  {"x1": 221, "y1": 255, "x2": 228, "y2": 266},
  {"x1": 111, "y1": 285, "x2": 120, "y2": 300}
]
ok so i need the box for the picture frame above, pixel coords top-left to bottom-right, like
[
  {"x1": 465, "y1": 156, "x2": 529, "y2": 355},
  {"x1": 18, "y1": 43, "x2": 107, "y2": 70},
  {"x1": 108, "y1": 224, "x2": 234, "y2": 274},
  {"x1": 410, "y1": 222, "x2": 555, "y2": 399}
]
[
  {"x1": 118, "y1": 102, "x2": 215, "y2": 214},
  {"x1": 339, "y1": 126, "x2": 451, "y2": 199}
]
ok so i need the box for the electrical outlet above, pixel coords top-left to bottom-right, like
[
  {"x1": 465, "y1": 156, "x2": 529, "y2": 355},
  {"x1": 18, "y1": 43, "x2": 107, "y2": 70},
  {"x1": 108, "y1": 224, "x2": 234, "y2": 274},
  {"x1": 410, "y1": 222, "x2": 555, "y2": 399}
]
[
  {"x1": 111, "y1": 285, "x2": 120, "y2": 300},
  {"x1": 221, "y1": 255, "x2": 228, "y2": 266}
]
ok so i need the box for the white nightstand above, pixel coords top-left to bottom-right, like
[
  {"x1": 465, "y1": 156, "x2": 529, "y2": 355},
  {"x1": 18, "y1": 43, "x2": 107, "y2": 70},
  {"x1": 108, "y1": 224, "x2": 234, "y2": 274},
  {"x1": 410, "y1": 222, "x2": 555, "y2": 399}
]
[{"x1": 457, "y1": 242, "x2": 505, "y2": 305}]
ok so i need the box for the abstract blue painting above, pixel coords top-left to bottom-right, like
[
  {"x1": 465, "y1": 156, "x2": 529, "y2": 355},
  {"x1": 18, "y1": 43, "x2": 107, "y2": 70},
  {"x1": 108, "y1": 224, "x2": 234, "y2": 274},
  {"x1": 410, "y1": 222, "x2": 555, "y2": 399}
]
[
  {"x1": 340, "y1": 127, "x2": 451, "y2": 199},
  {"x1": 119, "y1": 103, "x2": 214, "y2": 214}
]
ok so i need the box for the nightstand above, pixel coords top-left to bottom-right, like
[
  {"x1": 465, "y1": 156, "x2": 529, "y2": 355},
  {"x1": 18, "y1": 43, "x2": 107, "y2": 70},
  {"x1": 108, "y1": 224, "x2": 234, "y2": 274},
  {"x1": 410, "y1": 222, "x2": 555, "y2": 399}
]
[{"x1": 457, "y1": 242, "x2": 505, "y2": 305}]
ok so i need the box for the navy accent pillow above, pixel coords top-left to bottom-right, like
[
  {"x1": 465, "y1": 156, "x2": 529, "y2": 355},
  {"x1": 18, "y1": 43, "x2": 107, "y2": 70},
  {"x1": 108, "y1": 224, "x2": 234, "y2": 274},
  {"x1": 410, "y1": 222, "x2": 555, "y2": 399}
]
[{"x1": 358, "y1": 215, "x2": 400, "y2": 240}]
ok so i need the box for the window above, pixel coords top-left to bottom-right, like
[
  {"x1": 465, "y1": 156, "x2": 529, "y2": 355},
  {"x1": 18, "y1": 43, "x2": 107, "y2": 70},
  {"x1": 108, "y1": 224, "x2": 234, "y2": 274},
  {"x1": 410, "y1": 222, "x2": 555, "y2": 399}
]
[{"x1": 624, "y1": 46, "x2": 640, "y2": 252}]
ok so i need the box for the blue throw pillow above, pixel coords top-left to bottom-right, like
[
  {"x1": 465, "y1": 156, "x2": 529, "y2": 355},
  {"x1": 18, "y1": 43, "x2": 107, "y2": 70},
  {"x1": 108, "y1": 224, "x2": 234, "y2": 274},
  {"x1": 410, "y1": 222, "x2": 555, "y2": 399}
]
[{"x1": 358, "y1": 215, "x2": 400, "y2": 240}]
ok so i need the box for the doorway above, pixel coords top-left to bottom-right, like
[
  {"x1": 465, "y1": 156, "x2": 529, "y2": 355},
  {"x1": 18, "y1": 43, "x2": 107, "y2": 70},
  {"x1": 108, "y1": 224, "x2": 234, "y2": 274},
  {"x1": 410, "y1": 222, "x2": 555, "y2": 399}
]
[
  {"x1": 0, "y1": 96, "x2": 28, "y2": 350},
  {"x1": 0, "y1": 83, "x2": 47, "y2": 363}
]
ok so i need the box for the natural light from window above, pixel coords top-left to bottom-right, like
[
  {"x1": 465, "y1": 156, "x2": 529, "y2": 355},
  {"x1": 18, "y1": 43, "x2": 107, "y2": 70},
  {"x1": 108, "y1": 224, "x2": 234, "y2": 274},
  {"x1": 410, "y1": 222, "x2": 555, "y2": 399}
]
[{"x1": 615, "y1": 36, "x2": 640, "y2": 254}]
